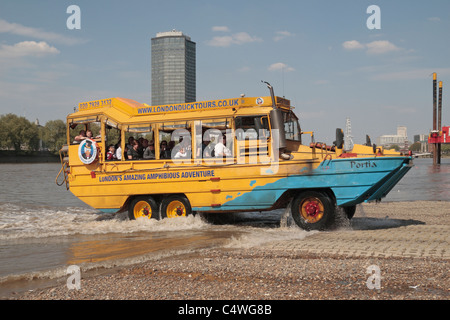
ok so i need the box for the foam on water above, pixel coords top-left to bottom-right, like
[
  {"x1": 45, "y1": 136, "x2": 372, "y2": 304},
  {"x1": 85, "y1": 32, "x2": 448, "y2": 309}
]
[
  {"x1": 224, "y1": 225, "x2": 314, "y2": 249},
  {"x1": 0, "y1": 202, "x2": 212, "y2": 240}
]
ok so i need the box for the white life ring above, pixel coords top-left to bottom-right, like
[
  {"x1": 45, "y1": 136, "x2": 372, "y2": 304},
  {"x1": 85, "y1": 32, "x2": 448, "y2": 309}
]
[{"x1": 78, "y1": 139, "x2": 98, "y2": 165}]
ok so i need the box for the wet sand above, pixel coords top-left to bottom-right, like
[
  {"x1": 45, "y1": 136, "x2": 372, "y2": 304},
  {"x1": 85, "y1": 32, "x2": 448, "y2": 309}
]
[{"x1": 7, "y1": 201, "x2": 450, "y2": 301}]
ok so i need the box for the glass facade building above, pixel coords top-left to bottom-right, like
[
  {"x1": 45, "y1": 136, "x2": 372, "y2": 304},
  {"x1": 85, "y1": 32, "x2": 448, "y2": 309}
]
[{"x1": 151, "y1": 30, "x2": 196, "y2": 105}]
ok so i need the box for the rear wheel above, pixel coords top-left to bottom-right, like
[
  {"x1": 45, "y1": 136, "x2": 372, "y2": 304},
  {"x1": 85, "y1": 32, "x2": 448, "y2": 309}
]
[
  {"x1": 160, "y1": 195, "x2": 191, "y2": 219},
  {"x1": 291, "y1": 191, "x2": 335, "y2": 231},
  {"x1": 128, "y1": 196, "x2": 159, "y2": 220}
]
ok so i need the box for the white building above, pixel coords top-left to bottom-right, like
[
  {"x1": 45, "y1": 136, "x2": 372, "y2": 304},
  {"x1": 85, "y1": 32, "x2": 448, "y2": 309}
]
[{"x1": 377, "y1": 126, "x2": 408, "y2": 148}]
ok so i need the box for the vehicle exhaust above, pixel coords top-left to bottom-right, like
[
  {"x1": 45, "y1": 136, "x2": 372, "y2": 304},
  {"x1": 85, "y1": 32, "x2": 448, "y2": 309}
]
[{"x1": 261, "y1": 81, "x2": 287, "y2": 150}]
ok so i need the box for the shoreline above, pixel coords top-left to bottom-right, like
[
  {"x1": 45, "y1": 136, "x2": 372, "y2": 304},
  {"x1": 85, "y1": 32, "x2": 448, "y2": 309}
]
[{"x1": 4, "y1": 201, "x2": 450, "y2": 300}]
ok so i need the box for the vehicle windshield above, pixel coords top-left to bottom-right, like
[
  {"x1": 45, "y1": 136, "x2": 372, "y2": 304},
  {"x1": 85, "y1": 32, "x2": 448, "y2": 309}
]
[{"x1": 284, "y1": 111, "x2": 301, "y2": 142}]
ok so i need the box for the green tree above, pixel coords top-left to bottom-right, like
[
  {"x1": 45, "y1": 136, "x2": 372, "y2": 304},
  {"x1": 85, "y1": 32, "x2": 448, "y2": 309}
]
[
  {"x1": 409, "y1": 142, "x2": 421, "y2": 152},
  {"x1": 42, "y1": 119, "x2": 67, "y2": 153},
  {"x1": 0, "y1": 114, "x2": 39, "y2": 152}
]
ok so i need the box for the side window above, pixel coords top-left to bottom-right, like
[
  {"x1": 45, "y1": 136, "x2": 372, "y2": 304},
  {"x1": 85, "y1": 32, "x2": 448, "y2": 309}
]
[
  {"x1": 124, "y1": 124, "x2": 155, "y2": 161},
  {"x1": 235, "y1": 116, "x2": 270, "y2": 162},
  {"x1": 235, "y1": 116, "x2": 270, "y2": 141},
  {"x1": 69, "y1": 118, "x2": 101, "y2": 145},
  {"x1": 195, "y1": 118, "x2": 232, "y2": 159},
  {"x1": 104, "y1": 119, "x2": 121, "y2": 161},
  {"x1": 159, "y1": 121, "x2": 192, "y2": 160}
]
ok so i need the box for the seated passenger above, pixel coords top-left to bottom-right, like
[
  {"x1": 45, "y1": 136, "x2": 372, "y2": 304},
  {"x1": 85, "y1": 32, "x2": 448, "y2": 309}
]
[
  {"x1": 139, "y1": 139, "x2": 148, "y2": 158},
  {"x1": 214, "y1": 136, "x2": 232, "y2": 157},
  {"x1": 115, "y1": 139, "x2": 122, "y2": 160},
  {"x1": 199, "y1": 137, "x2": 213, "y2": 158},
  {"x1": 127, "y1": 141, "x2": 140, "y2": 160},
  {"x1": 173, "y1": 147, "x2": 188, "y2": 159},
  {"x1": 87, "y1": 129, "x2": 101, "y2": 141},
  {"x1": 172, "y1": 137, "x2": 192, "y2": 159},
  {"x1": 74, "y1": 130, "x2": 87, "y2": 143},
  {"x1": 143, "y1": 140, "x2": 155, "y2": 159},
  {"x1": 126, "y1": 136, "x2": 135, "y2": 150},
  {"x1": 116, "y1": 145, "x2": 122, "y2": 160},
  {"x1": 106, "y1": 144, "x2": 117, "y2": 161},
  {"x1": 160, "y1": 140, "x2": 171, "y2": 159},
  {"x1": 86, "y1": 130, "x2": 94, "y2": 139}
]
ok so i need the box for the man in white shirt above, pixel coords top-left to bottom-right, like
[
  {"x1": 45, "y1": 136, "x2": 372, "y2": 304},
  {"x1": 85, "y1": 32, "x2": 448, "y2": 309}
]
[
  {"x1": 214, "y1": 136, "x2": 232, "y2": 157},
  {"x1": 115, "y1": 146, "x2": 122, "y2": 160}
]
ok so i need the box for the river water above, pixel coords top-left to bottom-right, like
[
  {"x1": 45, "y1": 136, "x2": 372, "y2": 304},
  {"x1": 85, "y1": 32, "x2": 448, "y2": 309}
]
[{"x1": 0, "y1": 158, "x2": 449, "y2": 296}]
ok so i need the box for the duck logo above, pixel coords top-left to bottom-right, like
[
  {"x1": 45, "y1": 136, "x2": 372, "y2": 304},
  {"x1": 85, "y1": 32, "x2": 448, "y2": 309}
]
[{"x1": 78, "y1": 139, "x2": 98, "y2": 164}]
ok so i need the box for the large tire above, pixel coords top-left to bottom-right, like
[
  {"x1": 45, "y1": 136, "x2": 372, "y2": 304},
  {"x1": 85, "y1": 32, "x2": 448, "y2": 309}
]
[
  {"x1": 160, "y1": 195, "x2": 192, "y2": 219},
  {"x1": 128, "y1": 196, "x2": 159, "y2": 220},
  {"x1": 291, "y1": 191, "x2": 336, "y2": 231}
]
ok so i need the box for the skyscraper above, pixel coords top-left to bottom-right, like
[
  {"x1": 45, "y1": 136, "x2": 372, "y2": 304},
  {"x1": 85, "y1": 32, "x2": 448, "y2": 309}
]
[{"x1": 151, "y1": 30, "x2": 196, "y2": 105}]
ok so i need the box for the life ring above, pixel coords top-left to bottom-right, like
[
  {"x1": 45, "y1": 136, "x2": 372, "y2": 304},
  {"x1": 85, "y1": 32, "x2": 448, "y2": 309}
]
[{"x1": 78, "y1": 139, "x2": 99, "y2": 165}]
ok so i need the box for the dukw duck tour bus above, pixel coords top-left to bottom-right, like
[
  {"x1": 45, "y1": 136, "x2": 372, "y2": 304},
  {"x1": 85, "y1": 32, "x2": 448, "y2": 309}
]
[{"x1": 56, "y1": 83, "x2": 413, "y2": 230}]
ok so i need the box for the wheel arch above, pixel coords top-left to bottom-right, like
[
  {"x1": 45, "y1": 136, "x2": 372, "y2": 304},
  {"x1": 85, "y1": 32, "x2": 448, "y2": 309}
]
[{"x1": 285, "y1": 187, "x2": 337, "y2": 207}]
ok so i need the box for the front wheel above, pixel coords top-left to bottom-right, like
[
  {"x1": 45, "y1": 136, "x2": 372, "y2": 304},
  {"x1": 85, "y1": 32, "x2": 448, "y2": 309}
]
[
  {"x1": 160, "y1": 195, "x2": 192, "y2": 219},
  {"x1": 291, "y1": 191, "x2": 336, "y2": 231}
]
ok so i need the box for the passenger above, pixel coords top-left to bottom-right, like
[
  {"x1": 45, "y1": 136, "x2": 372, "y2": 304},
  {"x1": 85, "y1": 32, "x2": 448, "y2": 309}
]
[
  {"x1": 198, "y1": 135, "x2": 213, "y2": 158},
  {"x1": 126, "y1": 136, "x2": 135, "y2": 150},
  {"x1": 116, "y1": 145, "x2": 122, "y2": 160},
  {"x1": 174, "y1": 147, "x2": 188, "y2": 159},
  {"x1": 106, "y1": 144, "x2": 117, "y2": 161},
  {"x1": 143, "y1": 140, "x2": 155, "y2": 159},
  {"x1": 181, "y1": 137, "x2": 192, "y2": 158},
  {"x1": 87, "y1": 129, "x2": 101, "y2": 142},
  {"x1": 160, "y1": 140, "x2": 171, "y2": 159},
  {"x1": 138, "y1": 137, "x2": 144, "y2": 149},
  {"x1": 74, "y1": 130, "x2": 87, "y2": 143},
  {"x1": 127, "y1": 141, "x2": 140, "y2": 160},
  {"x1": 138, "y1": 139, "x2": 147, "y2": 158},
  {"x1": 214, "y1": 136, "x2": 232, "y2": 157},
  {"x1": 168, "y1": 140, "x2": 175, "y2": 152},
  {"x1": 172, "y1": 136, "x2": 191, "y2": 159},
  {"x1": 115, "y1": 139, "x2": 122, "y2": 160},
  {"x1": 86, "y1": 130, "x2": 94, "y2": 139}
]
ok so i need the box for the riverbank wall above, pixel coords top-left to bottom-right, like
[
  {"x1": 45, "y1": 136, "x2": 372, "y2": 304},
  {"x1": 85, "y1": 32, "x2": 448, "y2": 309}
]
[{"x1": 0, "y1": 150, "x2": 59, "y2": 163}]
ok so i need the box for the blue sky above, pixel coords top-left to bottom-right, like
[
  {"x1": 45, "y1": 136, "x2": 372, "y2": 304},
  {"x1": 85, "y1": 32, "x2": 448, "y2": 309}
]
[{"x1": 0, "y1": 0, "x2": 449, "y2": 143}]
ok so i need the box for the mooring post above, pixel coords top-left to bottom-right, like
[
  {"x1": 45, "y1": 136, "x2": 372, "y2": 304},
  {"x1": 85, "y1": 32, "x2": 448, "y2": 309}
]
[
  {"x1": 437, "y1": 81, "x2": 443, "y2": 164},
  {"x1": 433, "y1": 73, "x2": 437, "y2": 165}
]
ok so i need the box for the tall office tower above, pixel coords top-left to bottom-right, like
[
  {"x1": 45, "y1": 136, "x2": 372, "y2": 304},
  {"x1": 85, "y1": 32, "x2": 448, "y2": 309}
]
[{"x1": 151, "y1": 30, "x2": 196, "y2": 105}]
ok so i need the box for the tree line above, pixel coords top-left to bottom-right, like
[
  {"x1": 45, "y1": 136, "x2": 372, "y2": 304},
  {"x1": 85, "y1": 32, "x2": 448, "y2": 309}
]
[
  {"x1": 0, "y1": 113, "x2": 66, "y2": 154},
  {"x1": 2, "y1": 112, "x2": 449, "y2": 156}
]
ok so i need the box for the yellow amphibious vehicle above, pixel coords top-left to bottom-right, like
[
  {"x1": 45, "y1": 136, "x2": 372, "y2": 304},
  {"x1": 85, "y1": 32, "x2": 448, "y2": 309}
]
[{"x1": 57, "y1": 83, "x2": 412, "y2": 230}]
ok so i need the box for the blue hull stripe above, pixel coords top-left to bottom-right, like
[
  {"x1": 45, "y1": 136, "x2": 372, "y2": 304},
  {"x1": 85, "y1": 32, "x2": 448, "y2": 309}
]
[{"x1": 194, "y1": 157, "x2": 413, "y2": 211}]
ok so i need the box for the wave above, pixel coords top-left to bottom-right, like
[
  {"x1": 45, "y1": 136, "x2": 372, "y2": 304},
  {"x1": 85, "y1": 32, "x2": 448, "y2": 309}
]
[{"x1": 0, "y1": 202, "x2": 212, "y2": 240}]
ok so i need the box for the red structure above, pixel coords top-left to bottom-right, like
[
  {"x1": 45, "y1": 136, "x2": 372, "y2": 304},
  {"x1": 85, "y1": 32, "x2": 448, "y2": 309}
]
[{"x1": 429, "y1": 126, "x2": 450, "y2": 144}]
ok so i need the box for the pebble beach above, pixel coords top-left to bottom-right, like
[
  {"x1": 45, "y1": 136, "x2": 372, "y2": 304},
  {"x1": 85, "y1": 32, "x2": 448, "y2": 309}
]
[{"x1": 8, "y1": 201, "x2": 450, "y2": 301}]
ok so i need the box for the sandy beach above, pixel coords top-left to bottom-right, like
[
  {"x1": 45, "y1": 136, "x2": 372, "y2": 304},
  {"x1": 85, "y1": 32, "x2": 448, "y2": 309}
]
[{"x1": 8, "y1": 201, "x2": 450, "y2": 301}]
